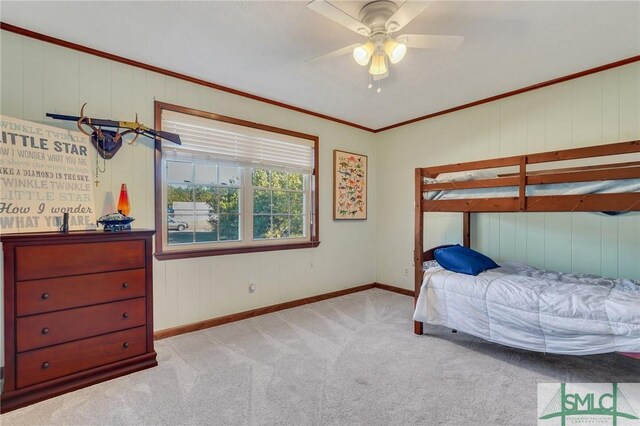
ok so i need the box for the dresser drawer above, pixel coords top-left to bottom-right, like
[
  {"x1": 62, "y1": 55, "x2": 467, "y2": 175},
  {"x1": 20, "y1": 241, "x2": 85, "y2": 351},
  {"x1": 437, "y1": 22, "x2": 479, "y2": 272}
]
[
  {"x1": 16, "y1": 269, "x2": 146, "y2": 316},
  {"x1": 17, "y1": 298, "x2": 146, "y2": 352},
  {"x1": 15, "y1": 240, "x2": 145, "y2": 281},
  {"x1": 16, "y1": 326, "x2": 146, "y2": 389}
]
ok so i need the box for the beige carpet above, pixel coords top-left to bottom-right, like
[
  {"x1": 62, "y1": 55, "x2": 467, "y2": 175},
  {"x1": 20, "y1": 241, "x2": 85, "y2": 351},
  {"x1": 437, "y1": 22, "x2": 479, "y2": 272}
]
[{"x1": 1, "y1": 288, "x2": 638, "y2": 425}]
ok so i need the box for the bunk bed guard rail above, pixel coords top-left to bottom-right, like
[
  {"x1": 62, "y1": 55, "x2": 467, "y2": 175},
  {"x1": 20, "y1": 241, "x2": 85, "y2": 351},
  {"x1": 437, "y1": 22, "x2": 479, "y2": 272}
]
[{"x1": 419, "y1": 140, "x2": 640, "y2": 213}]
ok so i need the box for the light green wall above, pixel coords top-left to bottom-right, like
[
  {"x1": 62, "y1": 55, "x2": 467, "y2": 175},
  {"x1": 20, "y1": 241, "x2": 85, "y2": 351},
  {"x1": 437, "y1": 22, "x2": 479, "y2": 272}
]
[
  {"x1": 0, "y1": 30, "x2": 378, "y2": 339},
  {"x1": 375, "y1": 63, "x2": 640, "y2": 289},
  {"x1": 1, "y1": 28, "x2": 639, "y2": 350}
]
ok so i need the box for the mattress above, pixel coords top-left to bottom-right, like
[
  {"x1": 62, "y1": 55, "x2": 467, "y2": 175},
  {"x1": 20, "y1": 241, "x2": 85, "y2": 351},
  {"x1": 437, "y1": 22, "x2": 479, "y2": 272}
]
[
  {"x1": 424, "y1": 178, "x2": 640, "y2": 200},
  {"x1": 413, "y1": 262, "x2": 640, "y2": 355}
]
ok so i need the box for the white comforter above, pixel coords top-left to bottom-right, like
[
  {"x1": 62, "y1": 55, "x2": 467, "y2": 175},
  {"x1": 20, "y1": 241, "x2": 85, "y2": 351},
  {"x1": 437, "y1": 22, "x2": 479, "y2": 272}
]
[
  {"x1": 413, "y1": 262, "x2": 640, "y2": 355},
  {"x1": 424, "y1": 178, "x2": 640, "y2": 200}
]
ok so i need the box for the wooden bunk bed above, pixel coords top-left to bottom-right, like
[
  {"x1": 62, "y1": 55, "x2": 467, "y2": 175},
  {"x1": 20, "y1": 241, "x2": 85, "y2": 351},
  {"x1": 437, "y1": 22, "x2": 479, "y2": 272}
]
[{"x1": 413, "y1": 140, "x2": 640, "y2": 357}]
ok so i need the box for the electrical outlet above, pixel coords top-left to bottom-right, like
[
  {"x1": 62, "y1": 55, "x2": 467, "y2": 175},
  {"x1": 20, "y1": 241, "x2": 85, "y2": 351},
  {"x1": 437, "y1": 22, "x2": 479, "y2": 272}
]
[{"x1": 248, "y1": 283, "x2": 257, "y2": 293}]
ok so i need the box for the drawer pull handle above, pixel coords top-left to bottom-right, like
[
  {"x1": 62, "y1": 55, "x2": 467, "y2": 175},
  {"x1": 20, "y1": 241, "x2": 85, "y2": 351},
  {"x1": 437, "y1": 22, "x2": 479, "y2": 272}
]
[
  {"x1": 122, "y1": 312, "x2": 129, "y2": 319},
  {"x1": 122, "y1": 282, "x2": 129, "y2": 289},
  {"x1": 42, "y1": 362, "x2": 49, "y2": 369},
  {"x1": 41, "y1": 327, "x2": 49, "y2": 335},
  {"x1": 123, "y1": 342, "x2": 129, "y2": 349},
  {"x1": 41, "y1": 293, "x2": 49, "y2": 300}
]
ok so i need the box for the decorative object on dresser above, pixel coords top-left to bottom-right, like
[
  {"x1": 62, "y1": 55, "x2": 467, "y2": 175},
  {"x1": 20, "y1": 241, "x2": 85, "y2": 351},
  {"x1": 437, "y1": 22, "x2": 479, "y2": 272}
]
[
  {"x1": 0, "y1": 229, "x2": 157, "y2": 413},
  {"x1": 96, "y1": 213, "x2": 135, "y2": 232},
  {"x1": 117, "y1": 183, "x2": 131, "y2": 216},
  {"x1": 0, "y1": 115, "x2": 97, "y2": 233},
  {"x1": 333, "y1": 150, "x2": 368, "y2": 220}
]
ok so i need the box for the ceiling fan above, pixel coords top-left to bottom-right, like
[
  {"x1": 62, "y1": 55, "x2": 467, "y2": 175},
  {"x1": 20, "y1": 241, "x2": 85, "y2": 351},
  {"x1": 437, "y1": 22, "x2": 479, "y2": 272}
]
[{"x1": 307, "y1": 0, "x2": 464, "y2": 91}]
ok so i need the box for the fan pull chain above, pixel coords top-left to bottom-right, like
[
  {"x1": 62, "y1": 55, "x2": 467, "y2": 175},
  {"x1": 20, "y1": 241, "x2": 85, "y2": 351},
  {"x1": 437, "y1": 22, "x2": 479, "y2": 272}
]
[{"x1": 366, "y1": 75, "x2": 382, "y2": 93}]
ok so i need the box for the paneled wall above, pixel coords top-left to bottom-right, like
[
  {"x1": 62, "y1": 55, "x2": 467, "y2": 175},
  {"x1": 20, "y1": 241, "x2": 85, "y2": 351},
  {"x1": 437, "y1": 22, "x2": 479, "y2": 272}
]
[
  {"x1": 376, "y1": 63, "x2": 640, "y2": 289},
  {"x1": 1, "y1": 28, "x2": 639, "y2": 358},
  {"x1": 0, "y1": 31, "x2": 378, "y2": 339}
]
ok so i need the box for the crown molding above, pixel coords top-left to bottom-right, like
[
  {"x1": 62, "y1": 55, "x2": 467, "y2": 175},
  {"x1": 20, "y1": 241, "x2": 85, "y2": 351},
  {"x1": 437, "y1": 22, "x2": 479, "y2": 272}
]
[
  {"x1": 2, "y1": 22, "x2": 639, "y2": 134},
  {"x1": 374, "y1": 54, "x2": 640, "y2": 133},
  {"x1": 0, "y1": 22, "x2": 375, "y2": 133}
]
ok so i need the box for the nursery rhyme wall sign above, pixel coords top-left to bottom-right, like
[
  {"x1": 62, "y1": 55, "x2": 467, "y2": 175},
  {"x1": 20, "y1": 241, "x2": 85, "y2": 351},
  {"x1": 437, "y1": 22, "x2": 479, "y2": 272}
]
[
  {"x1": 0, "y1": 115, "x2": 96, "y2": 233},
  {"x1": 333, "y1": 150, "x2": 367, "y2": 220}
]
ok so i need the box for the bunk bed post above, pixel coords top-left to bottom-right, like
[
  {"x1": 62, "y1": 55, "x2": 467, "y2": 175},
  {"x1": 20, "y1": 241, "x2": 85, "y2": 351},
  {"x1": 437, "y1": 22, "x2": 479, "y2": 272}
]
[
  {"x1": 462, "y1": 212, "x2": 471, "y2": 248},
  {"x1": 414, "y1": 168, "x2": 424, "y2": 335},
  {"x1": 519, "y1": 156, "x2": 527, "y2": 211}
]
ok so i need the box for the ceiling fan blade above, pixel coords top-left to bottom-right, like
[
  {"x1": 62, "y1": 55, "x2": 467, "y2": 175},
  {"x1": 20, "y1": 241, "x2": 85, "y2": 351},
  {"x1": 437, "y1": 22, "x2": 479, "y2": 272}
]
[
  {"x1": 305, "y1": 43, "x2": 360, "y2": 63},
  {"x1": 385, "y1": 1, "x2": 432, "y2": 33},
  {"x1": 307, "y1": 0, "x2": 370, "y2": 35},
  {"x1": 397, "y1": 34, "x2": 464, "y2": 50}
]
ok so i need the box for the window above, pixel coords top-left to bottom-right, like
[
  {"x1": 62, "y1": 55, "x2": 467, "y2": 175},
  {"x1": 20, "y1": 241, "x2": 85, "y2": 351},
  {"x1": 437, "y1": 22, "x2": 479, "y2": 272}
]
[{"x1": 155, "y1": 102, "x2": 319, "y2": 260}]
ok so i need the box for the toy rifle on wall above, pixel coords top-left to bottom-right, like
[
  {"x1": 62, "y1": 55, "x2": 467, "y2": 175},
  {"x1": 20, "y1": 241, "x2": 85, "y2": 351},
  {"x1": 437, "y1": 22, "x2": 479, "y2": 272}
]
[{"x1": 46, "y1": 103, "x2": 181, "y2": 160}]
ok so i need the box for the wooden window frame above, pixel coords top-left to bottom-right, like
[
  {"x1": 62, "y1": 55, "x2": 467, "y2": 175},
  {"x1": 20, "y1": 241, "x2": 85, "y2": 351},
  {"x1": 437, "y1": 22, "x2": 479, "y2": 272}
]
[{"x1": 154, "y1": 101, "x2": 320, "y2": 260}]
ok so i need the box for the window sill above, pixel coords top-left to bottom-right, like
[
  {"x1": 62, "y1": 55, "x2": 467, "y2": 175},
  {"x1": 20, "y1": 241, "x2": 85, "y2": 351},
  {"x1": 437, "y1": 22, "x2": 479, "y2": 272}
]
[{"x1": 154, "y1": 240, "x2": 321, "y2": 260}]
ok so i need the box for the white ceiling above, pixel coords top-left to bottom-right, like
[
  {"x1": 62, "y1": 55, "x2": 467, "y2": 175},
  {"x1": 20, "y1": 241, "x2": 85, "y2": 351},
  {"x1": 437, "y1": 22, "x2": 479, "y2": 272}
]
[{"x1": 2, "y1": 1, "x2": 639, "y2": 130}]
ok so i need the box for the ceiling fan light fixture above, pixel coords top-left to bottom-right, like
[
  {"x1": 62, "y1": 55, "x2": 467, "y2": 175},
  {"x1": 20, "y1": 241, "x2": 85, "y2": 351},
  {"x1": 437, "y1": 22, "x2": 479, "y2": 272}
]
[
  {"x1": 384, "y1": 39, "x2": 407, "y2": 64},
  {"x1": 353, "y1": 42, "x2": 374, "y2": 66},
  {"x1": 369, "y1": 53, "x2": 387, "y2": 76}
]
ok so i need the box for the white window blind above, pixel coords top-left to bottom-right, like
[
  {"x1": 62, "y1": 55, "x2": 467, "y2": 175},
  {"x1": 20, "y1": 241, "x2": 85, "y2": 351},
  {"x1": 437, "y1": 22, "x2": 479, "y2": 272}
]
[{"x1": 162, "y1": 110, "x2": 315, "y2": 172}]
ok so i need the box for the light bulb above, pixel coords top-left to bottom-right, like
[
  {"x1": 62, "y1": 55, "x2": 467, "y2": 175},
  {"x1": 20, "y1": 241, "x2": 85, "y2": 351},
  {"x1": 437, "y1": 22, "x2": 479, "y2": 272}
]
[
  {"x1": 369, "y1": 53, "x2": 387, "y2": 75},
  {"x1": 376, "y1": 87, "x2": 382, "y2": 94},
  {"x1": 353, "y1": 42, "x2": 374, "y2": 66},
  {"x1": 367, "y1": 83, "x2": 373, "y2": 89},
  {"x1": 384, "y1": 39, "x2": 407, "y2": 64}
]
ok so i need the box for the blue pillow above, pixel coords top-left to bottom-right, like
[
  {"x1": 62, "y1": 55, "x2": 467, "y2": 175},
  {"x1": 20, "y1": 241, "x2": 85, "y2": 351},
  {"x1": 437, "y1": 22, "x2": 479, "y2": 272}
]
[{"x1": 434, "y1": 245, "x2": 499, "y2": 276}]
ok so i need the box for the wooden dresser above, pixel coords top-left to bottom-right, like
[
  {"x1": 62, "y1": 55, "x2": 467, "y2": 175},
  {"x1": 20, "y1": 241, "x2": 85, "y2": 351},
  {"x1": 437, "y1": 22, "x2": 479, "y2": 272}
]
[{"x1": 1, "y1": 230, "x2": 157, "y2": 413}]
